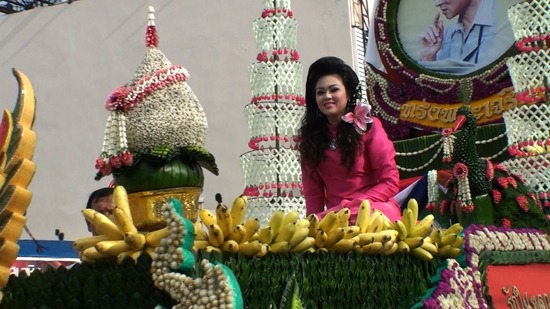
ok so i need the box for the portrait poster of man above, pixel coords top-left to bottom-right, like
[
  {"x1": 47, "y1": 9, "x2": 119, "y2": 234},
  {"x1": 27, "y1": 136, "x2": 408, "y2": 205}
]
[{"x1": 397, "y1": 0, "x2": 521, "y2": 75}]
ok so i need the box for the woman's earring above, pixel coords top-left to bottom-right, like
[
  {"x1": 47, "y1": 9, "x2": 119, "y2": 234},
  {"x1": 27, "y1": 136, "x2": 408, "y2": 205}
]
[{"x1": 317, "y1": 110, "x2": 324, "y2": 118}]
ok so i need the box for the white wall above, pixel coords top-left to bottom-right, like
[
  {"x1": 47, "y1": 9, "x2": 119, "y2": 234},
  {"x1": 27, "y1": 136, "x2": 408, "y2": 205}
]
[{"x1": 0, "y1": 0, "x2": 353, "y2": 240}]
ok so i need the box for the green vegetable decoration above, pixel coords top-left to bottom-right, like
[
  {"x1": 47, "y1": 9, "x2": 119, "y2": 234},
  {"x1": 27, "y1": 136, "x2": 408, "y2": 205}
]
[
  {"x1": 151, "y1": 198, "x2": 243, "y2": 309},
  {"x1": 434, "y1": 105, "x2": 550, "y2": 232}
]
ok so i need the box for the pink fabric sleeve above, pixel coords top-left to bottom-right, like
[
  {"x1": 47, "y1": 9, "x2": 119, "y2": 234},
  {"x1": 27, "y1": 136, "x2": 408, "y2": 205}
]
[
  {"x1": 301, "y1": 160, "x2": 326, "y2": 215},
  {"x1": 362, "y1": 119, "x2": 400, "y2": 203}
]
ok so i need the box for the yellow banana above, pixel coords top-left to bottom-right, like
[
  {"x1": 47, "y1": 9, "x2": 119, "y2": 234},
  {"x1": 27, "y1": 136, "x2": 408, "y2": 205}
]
[
  {"x1": 194, "y1": 222, "x2": 208, "y2": 241},
  {"x1": 379, "y1": 230, "x2": 398, "y2": 243},
  {"x1": 397, "y1": 240, "x2": 410, "y2": 253},
  {"x1": 248, "y1": 233, "x2": 259, "y2": 242},
  {"x1": 243, "y1": 218, "x2": 260, "y2": 241},
  {"x1": 410, "y1": 247, "x2": 433, "y2": 261},
  {"x1": 430, "y1": 229, "x2": 441, "y2": 244},
  {"x1": 289, "y1": 237, "x2": 315, "y2": 253},
  {"x1": 193, "y1": 240, "x2": 211, "y2": 250},
  {"x1": 329, "y1": 239, "x2": 356, "y2": 253},
  {"x1": 72, "y1": 235, "x2": 110, "y2": 251},
  {"x1": 273, "y1": 222, "x2": 296, "y2": 243},
  {"x1": 402, "y1": 208, "x2": 415, "y2": 236},
  {"x1": 335, "y1": 208, "x2": 351, "y2": 228},
  {"x1": 318, "y1": 211, "x2": 338, "y2": 233},
  {"x1": 307, "y1": 213, "x2": 320, "y2": 237},
  {"x1": 442, "y1": 223, "x2": 463, "y2": 237},
  {"x1": 256, "y1": 244, "x2": 270, "y2": 258},
  {"x1": 404, "y1": 236, "x2": 424, "y2": 249},
  {"x1": 205, "y1": 246, "x2": 222, "y2": 254},
  {"x1": 355, "y1": 199, "x2": 371, "y2": 233},
  {"x1": 356, "y1": 232, "x2": 390, "y2": 246},
  {"x1": 439, "y1": 244, "x2": 462, "y2": 258},
  {"x1": 281, "y1": 210, "x2": 299, "y2": 228},
  {"x1": 144, "y1": 246, "x2": 155, "y2": 257},
  {"x1": 440, "y1": 234, "x2": 458, "y2": 246},
  {"x1": 221, "y1": 240, "x2": 240, "y2": 254},
  {"x1": 117, "y1": 250, "x2": 142, "y2": 264},
  {"x1": 381, "y1": 214, "x2": 393, "y2": 230},
  {"x1": 95, "y1": 240, "x2": 133, "y2": 256},
  {"x1": 113, "y1": 186, "x2": 131, "y2": 216},
  {"x1": 325, "y1": 227, "x2": 345, "y2": 248},
  {"x1": 420, "y1": 241, "x2": 438, "y2": 254},
  {"x1": 394, "y1": 220, "x2": 408, "y2": 240},
  {"x1": 410, "y1": 215, "x2": 434, "y2": 238},
  {"x1": 296, "y1": 219, "x2": 310, "y2": 229},
  {"x1": 83, "y1": 246, "x2": 109, "y2": 260},
  {"x1": 227, "y1": 224, "x2": 247, "y2": 244},
  {"x1": 342, "y1": 226, "x2": 361, "y2": 239},
  {"x1": 452, "y1": 236, "x2": 465, "y2": 248},
  {"x1": 90, "y1": 212, "x2": 124, "y2": 240},
  {"x1": 314, "y1": 229, "x2": 327, "y2": 248},
  {"x1": 407, "y1": 198, "x2": 419, "y2": 223},
  {"x1": 238, "y1": 240, "x2": 263, "y2": 257},
  {"x1": 268, "y1": 210, "x2": 285, "y2": 237},
  {"x1": 215, "y1": 204, "x2": 233, "y2": 239},
  {"x1": 316, "y1": 247, "x2": 329, "y2": 253},
  {"x1": 124, "y1": 233, "x2": 146, "y2": 250},
  {"x1": 258, "y1": 226, "x2": 273, "y2": 244},
  {"x1": 289, "y1": 226, "x2": 310, "y2": 248},
  {"x1": 270, "y1": 241, "x2": 291, "y2": 253},
  {"x1": 384, "y1": 242, "x2": 399, "y2": 255},
  {"x1": 362, "y1": 242, "x2": 384, "y2": 255},
  {"x1": 199, "y1": 209, "x2": 217, "y2": 227},
  {"x1": 145, "y1": 226, "x2": 170, "y2": 247},
  {"x1": 229, "y1": 195, "x2": 247, "y2": 224},
  {"x1": 366, "y1": 212, "x2": 384, "y2": 233},
  {"x1": 113, "y1": 207, "x2": 137, "y2": 235},
  {"x1": 207, "y1": 223, "x2": 224, "y2": 247}
]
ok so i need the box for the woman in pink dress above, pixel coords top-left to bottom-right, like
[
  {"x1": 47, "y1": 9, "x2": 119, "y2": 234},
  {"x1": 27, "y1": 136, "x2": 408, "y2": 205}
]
[{"x1": 298, "y1": 56, "x2": 401, "y2": 224}]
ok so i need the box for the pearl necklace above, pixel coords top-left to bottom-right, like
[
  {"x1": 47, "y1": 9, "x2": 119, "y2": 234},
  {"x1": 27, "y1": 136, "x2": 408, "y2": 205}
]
[{"x1": 329, "y1": 138, "x2": 337, "y2": 151}]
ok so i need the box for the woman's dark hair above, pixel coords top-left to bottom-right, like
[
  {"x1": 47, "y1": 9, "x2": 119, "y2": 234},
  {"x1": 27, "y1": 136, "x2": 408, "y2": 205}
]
[
  {"x1": 86, "y1": 187, "x2": 114, "y2": 209},
  {"x1": 298, "y1": 56, "x2": 363, "y2": 172}
]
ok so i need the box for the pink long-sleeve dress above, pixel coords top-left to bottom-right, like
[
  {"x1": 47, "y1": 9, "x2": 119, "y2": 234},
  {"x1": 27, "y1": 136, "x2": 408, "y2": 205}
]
[{"x1": 301, "y1": 117, "x2": 401, "y2": 223}]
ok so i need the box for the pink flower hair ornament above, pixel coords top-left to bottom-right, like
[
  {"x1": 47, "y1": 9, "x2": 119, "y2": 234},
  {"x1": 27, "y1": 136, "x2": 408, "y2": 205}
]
[{"x1": 341, "y1": 101, "x2": 373, "y2": 134}]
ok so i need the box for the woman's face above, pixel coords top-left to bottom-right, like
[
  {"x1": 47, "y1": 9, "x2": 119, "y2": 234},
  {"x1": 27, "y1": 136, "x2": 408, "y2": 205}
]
[{"x1": 315, "y1": 74, "x2": 349, "y2": 127}]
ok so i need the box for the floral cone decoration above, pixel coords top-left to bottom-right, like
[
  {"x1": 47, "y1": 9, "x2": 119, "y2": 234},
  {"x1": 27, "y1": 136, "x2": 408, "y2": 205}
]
[{"x1": 94, "y1": 6, "x2": 218, "y2": 182}]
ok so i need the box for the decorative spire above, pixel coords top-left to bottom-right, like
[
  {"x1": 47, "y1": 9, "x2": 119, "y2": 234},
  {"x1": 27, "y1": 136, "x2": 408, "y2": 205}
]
[{"x1": 145, "y1": 6, "x2": 158, "y2": 48}]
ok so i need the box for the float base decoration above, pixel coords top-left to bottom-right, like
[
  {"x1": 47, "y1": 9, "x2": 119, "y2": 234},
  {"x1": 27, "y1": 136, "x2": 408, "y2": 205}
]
[
  {"x1": 0, "y1": 250, "x2": 438, "y2": 309},
  {"x1": 415, "y1": 225, "x2": 550, "y2": 309}
]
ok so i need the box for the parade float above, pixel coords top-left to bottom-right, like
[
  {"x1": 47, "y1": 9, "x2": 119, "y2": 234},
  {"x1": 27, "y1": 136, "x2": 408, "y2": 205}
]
[{"x1": 0, "y1": 0, "x2": 550, "y2": 308}]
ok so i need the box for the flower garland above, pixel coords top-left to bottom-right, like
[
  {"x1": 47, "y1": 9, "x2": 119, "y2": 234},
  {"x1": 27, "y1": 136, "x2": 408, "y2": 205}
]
[
  {"x1": 453, "y1": 163, "x2": 474, "y2": 212},
  {"x1": 441, "y1": 128, "x2": 455, "y2": 164},
  {"x1": 104, "y1": 65, "x2": 190, "y2": 113},
  {"x1": 426, "y1": 170, "x2": 439, "y2": 211}
]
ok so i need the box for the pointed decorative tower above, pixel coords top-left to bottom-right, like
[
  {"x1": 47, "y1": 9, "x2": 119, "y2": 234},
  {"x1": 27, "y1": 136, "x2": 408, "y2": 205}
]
[
  {"x1": 502, "y1": 0, "x2": 550, "y2": 213},
  {"x1": 240, "y1": 0, "x2": 306, "y2": 224}
]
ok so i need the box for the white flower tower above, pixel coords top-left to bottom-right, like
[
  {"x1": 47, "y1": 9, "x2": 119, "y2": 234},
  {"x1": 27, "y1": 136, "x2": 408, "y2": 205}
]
[
  {"x1": 240, "y1": 0, "x2": 306, "y2": 224},
  {"x1": 502, "y1": 0, "x2": 550, "y2": 209}
]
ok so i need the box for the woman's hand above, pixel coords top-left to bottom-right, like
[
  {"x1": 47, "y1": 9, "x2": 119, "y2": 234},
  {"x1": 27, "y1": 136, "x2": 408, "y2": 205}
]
[{"x1": 418, "y1": 12, "x2": 444, "y2": 61}]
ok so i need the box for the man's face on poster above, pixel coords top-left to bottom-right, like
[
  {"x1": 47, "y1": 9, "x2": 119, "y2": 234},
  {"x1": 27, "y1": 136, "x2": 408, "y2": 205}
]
[{"x1": 434, "y1": 0, "x2": 471, "y2": 19}]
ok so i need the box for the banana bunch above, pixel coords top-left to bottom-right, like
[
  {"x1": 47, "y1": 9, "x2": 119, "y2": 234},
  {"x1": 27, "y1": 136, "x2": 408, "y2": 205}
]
[
  {"x1": 351, "y1": 200, "x2": 401, "y2": 255},
  {"x1": 429, "y1": 223, "x2": 464, "y2": 259},
  {"x1": 308, "y1": 208, "x2": 358, "y2": 254},
  {"x1": 73, "y1": 186, "x2": 170, "y2": 263},
  {"x1": 255, "y1": 210, "x2": 314, "y2": 255},
  {"x1": 392, "y1": 198, "x2": 439, "y2": 261},
  {"x1": 195, "y1": 194, "x2": 269, "y2": 258}
]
